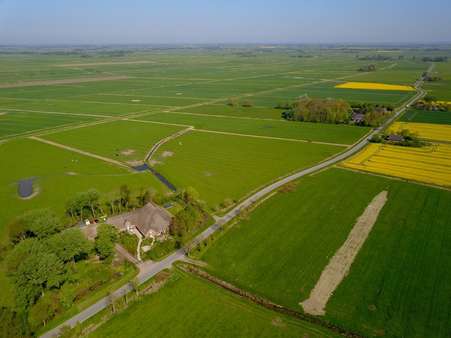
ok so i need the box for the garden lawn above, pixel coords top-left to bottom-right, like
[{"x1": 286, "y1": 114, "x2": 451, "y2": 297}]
[
  {"x1": 140, "y1": 112, "x2": 369, "y2": 145},
  {"x1": 43, "y1": 120, "x2": 185, "y2": 163},
  {"x1": 152, "y1": 131, "x2": 342, "y2": 207},
  {"x1": 201, "y1": 168, "x2": 451, "y2": 338},
  {"x1": 89, "y1": 270, "x2": 337, "y2": 338}
]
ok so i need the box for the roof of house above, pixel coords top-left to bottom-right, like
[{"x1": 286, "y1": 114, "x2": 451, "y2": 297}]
[
  {"x1": 107, "y1": 202, "x2": 172, "y2": 235},
  {"x1": 387, "y1": 134, "x2": 405, "y2": 142}
]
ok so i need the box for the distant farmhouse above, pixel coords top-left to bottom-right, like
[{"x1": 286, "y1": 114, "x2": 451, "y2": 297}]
[{"x1": 108, "y1": 202, "x2": 172, "y2": 238}]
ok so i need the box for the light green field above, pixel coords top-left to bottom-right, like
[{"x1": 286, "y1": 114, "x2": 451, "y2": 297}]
[
  {"x1": 89, "y1": 270, "x2": 337, "y2": 338},
  {"x1": 140, "y1": 112, "x2": 370, "y2": 145},
  {"x1": 0, "y1": 111, "x2": 98, "y2": 139},
  {"x1": 43, "y1": 120, "x2": 185, "y2": 163},
  {"x1": 201, "y1": 168, "x2": 451, "y2": 338},
  {"x1": 425, "y1": 62, "x2": 451, "y2": 101},
  {"x1": 152, "y1": 131, "x2": 342, "y2": 207},
  {"x1": 400, "y1": 108, "x2": 451, "y2": 124}
]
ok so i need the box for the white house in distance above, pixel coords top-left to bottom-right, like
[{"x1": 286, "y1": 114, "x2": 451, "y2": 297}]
[{"x1": 107, "y1": 202, "x2": 172, "y2": 239}]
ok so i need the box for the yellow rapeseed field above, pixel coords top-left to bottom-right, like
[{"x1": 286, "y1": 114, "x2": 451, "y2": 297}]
[
  {"x1": 335, "y1": 82, "x2": 415, "y2": 91},
  {"x1": 341, "y1": 143, "x2": 451, "y2": 188},
  {"x1": 389, "y1": 122, "x2": 451, "y2": 142}
]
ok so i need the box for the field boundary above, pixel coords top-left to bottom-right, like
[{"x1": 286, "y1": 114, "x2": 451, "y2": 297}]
[
  {"x1": 0, "y1": 76, "x2": 130, "y2": 89},
  {"x1": 178, "y1": 263, "x2": 363, "y2": 338},
  {"x1": 29, "y1": 136, "x2": 132, "y2": 171}
]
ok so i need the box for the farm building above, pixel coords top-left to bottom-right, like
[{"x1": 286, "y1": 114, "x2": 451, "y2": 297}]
[{"x1": 107, "y1": 202, "x2": 172, "y2": 238}]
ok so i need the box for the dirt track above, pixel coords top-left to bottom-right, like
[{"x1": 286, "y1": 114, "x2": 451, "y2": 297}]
[
  {"x1": 301, "y1": 191, "x2": 388, "y2": 315},
  {"x1": 56, "y1": 61, "x2": 154, "y2": 67},
  {"x1": 0, "y1": 76, "x2": 129, "y2": 89}
]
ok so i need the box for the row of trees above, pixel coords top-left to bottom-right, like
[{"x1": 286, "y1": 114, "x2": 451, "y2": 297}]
[
  {"x1": 351, "y1": 103, "x2": 394, "y2": 127},
  {"x1": 414, "y1": 97, "x2": 450, "y2": 111},
  {"x1": 65, "y1": 185, "x2": 152, "y2": 222},
  {"x1": 282, "y1": 98, "x2": 352, "y2": 124}
]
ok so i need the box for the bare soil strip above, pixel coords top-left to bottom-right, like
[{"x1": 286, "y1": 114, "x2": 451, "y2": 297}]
[
  {"x1": 29, "y1": 136, "x2": 131, "y2": 171},
  {"x1": 56, "y1": 61, "x2": 154, "y2": 67},
  {"x1": 301, "y1": 191, "x2": 388, "y2": 316},
  {"x1": 0, "y1": 76, "x2": 129, "y2": 89}
]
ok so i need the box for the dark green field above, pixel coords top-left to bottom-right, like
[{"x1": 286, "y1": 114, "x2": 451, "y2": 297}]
[
  {"x1": 201, "y1": 168, "x2": 451, "y2": 338},
  {"x1": 400, "y1": 108, "x2": 451, "y2": 124},
  {"x1": 89, "y1": 271, "x2": 337, "y2": 338}
]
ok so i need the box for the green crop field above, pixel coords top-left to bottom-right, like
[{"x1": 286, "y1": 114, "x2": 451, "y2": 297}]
[
  {"x1": 201, "y1": 168, "x2": 451, "y2": 337},
  {"x1": 140, "y1": 111, "x2": 370, "y2": 144},
  {"x1": 400, "y1": 108, "x2": 451, "y2": 124},
  {"x1": 425, "y1": 62, "x2": 451, "y2": 101},
  {"x1": 42, "y1": 120, "x2": 185, "y2": 163},
  {"x1": 152, "y1": 131, "x2": 342, "y2": 207},
  {"x1": 0, "y1": 110, "x2": 99, "y2": 139},
  {"x1": 89, "y1": 270, "x2": 336, "y2": 338}
]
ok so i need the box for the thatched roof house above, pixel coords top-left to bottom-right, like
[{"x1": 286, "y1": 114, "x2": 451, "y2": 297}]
[{"x1": 107, "y1": 202, "x2": 172, "y2": 238}]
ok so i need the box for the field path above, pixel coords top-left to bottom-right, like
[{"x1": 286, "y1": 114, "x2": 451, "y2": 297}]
[
  {"x1": 0, "y1": 76, "x2": 129, "y2": 89},
  {"x1": 29, "y1": 136, "x2": 131, "y2": 170},
  {"x1": 300, "y1": 191, "x2": 388, "y2": 315},
  {"x1": 145, "y1": 126, "x2": 194, "y2": 162},
  {"x1": 40, "y1": 71, "x2": 427, "y2": 338}
]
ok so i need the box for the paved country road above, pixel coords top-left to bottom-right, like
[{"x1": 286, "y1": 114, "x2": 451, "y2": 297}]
[{"x1": 41, "y1": 80, "x2": 427, "y2": 338}]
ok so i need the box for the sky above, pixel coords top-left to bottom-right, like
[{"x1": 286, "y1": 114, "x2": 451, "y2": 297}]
[{"x1": 0, "y1": 0, "x2": 450, "y2": 45}]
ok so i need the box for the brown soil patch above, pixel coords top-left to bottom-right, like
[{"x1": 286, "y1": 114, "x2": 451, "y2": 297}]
[
  {"x1": 149, "y1": 159, "x2": 162, "y2": 166},
  {"x1": 301, "y1": 191, "x2": 388, "y2": 316},
  {"x1": 0, "y1": 112, "x2": 6, "y2": 116},
  {"x1": 66, "y1": 171, "x2": 78, "y2": 176},
  {"x1": 126, "y1": 160, "x2": 144, "y2": 166},
  {"x1": 131, "y1": 99, "x2": 142, "y2": 103},
  {"x1": 120, "y1": 149, "x2": 136, "y2": 156},
  {"x1": 161, "y1": 151, "x2": 174, "y2": 158},
  {"x1": 0, "y1": 76, "x2": 129, "y2": 89},
  {"x1": 271, "y1": 317, "x2": 287, "y2": 328}
]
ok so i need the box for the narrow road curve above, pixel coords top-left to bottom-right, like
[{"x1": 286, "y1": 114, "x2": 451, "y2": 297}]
[{"x1": 41, "y1": 78, "x2": 427, "y2": 338}]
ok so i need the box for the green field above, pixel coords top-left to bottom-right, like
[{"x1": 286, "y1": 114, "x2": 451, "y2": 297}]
[
  {"x1": 400, "y1": 108, "x2": 451, "y2": 124},
  {"x1": 0, "y1": 138, "x2": 166, "y2": 243},
  {"x1": 89, "y1": 270, "x2": 336, "y2": 338},
  {"x1": 152, "y1": 131, "x2": 342, "y2": 207},
  {"x1": 425, "y1": 62, "x2": 451, "y2": 101},
  {"x1": 43, "y1": 120, "x2": 185, "y2": 163},
  {"x1": 140, "y1": 112, "x2": 369, "y2": 145},
  {"x1": 0, "y1": 110, "x2": 98, "y2": 139},
  {"x1": 201, "y1": 168, "x2": 451, "y2": 338}
]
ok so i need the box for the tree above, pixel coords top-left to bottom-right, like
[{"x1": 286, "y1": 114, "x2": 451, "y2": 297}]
[
  {"x1": 15, "y1": 252, "x2": 66, "y2": 308},
  {"x1": 66, "y1": 189, "x2": 102, "y2": 221},
  {"x1": 0, "y1": 307, "x2": 27, "y2": 338},
  {"x1": 120, "y1": 185, "x2": 131, "y2": 209},
  {"x1": 136, "y1": 188, "x2": 151, "y2": 207},
  {"x1": 95, "y1": 224, "x2": 118, "y2": 260},
  {"x1": 28, "y1": 292, "x2": 62, "y2": 330},
  {"x1": 46, "y1": 228, "x2": 92, "y2": 263},
  {"x1": 15, "y1": 209, "x2": 62, "y2": 239}
]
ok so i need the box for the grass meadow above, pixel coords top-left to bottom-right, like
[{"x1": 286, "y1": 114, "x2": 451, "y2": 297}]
[
  {"x1": 43, "y1": 120, "x2": 185, "y2": 163},
  {"x1": 89, "y1": 270, "x2": 337, "y2": 338},
  {"x1": 140, "y1": 111, "x2": 370, "y2": 144},
  {"x1": 152, "y1": 131, "x2": 342, "y2": 207},
  {"x1": 201, "y1": 168, "x2": 451, "y2": 338}
]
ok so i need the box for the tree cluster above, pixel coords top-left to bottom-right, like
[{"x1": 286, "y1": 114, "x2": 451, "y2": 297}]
[
  {"x1": 370, "y1": 129, "x2": 427, "y2": 148},
  {"x1": 422, "y1": 56, "x2": 448, "y2": 62},
  {"x1": 414, "y1": 98, "x2": 450, "y2": 111},
  {"x1": 358, "y1": 64, "x2": 376, "y2": 72},
  {"x1": 282, "y1": 98, "x2": 352, "y2": 124},
  {"x1": 66, "y1": 185, "x2": 153, "y2": 222},
  {"x1": 351, "y1": 103, "x2": 394, "y2": 127},
  {"x1": 168, "y1": 188, "x2": 210, "y2": 247}
]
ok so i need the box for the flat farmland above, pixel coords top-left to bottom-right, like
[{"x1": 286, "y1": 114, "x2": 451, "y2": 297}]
[
  {"x1": 201, "y1": 168, "x2": 451, "y2": 338},
  {"x1": 425, "y1": 62, "x2": 451, "y2": 101},
  {"x1": 140, "y1": 112, "x2": 369, "y2": 145},
  {"x1": 0, "y1": 110, "x2": 99, "y2": 139},
  {"x1": 178, "y1": 104, "x2": 283, "y2": 119},
  {"x1": 42, "y1": 120, "x2": 185, "y2": 164},
  {"x1": 389, "y1": 121, "x2": 451, "y2": 142},
  {"x1": 400, "y1": 108, "x2": 451, "y2": 124},
  {"x1": 0, "y1": 138, "x2": 166, "y2": 242},
  {"x1": 152, "y1": 131, "x2": 342, "y2": 207},
  {"x1": 89, "y1": 271, "x2": 336, "y2": 338}
]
